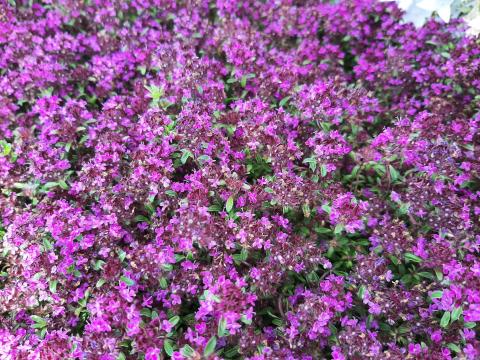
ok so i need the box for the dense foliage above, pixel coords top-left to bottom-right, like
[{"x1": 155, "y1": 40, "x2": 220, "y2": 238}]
[{"x1": 0, "y1": 1, "x2": 479, "y2": 359}]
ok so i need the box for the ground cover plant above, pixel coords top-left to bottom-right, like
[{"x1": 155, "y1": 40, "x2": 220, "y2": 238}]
[{"x1": 0, "y1": 0, "x2": 479, "y2": 359}]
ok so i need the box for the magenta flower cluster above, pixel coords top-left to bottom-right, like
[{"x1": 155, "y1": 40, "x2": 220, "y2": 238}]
[{"x1": 0, "y1": 1, "x2": 479, "y2": 359}]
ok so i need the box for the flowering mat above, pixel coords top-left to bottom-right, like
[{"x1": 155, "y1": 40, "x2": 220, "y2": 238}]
[{"x1": 0, "y1": 1, "x2": 479, "y2": 359}]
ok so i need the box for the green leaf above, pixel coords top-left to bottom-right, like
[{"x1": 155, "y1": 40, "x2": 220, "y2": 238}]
[
  {"x1": 49, "y1": 280, "x2": 58, "y2": 293},
  {"x1": 169, "y1": 315, "x2": 180, "y2": 326},
  {"x1": 162, "y1": 263, "x2": 174, "y2": 272},
  {"x1": 451, "y1": 307, "x2": 463, "y2": 322},
  {"x1": 240, "y1": 314, "x2": 252, "y2": 325},
  {"x1": 303, "y1": 157, "x2": 317, "y2": 172},
  {"x1": 164, "y1": 339, "x2": 174, "y2": 356},
  {"x1": 399, "y1": 202, "x2": 410, "y2": 215},
  {"x1": 417, "y1": 271, "x2": 435, "y2": 280},
  {"x1": 320, "y1": 164, "x2": 327, "y2": 177},
  {"x1": 145, "y1": 84, "x2": 164, "y2": 101},
  {"x1": 119, "y1": 276, "x2": 135, "y2": 286},
  {"x1": 464, "y1": 322, "x2": 476, "y2": 329},
  {"x1": 197, "y1": 154, "x2": 210, "y2": 163},
  {"x1": 159, "y1": 277, "x2": 168, "y2": 289},
  {"x1": 279, "y1": 96, "x2": 291, "y2": 107},
  {"x1": 232, "y1": 253, "x2": 245, "y2": 264},
  {"x1": 218, "y1": 317, "x2": 227, "y2": 337},
  {"x1": 404, "y1": 253, "x2": 423, "y2": 263},
  {"x1": 272, "y1": 318, "x2": 283, "y2": 327},
  {"x1": 224, "y1": 345, "x2": 239, "y2": 358},
  {"x1": 447, "y1": 343, "x2": 461, "y2": 353},
  {"x1": 79, "y1": 134, "x2": 89, "y2": 144},
  {"x1": 314, "y1": 226, "x2": 331, "y2": 234},
  {"x1": 118, "y1": 250, "x2": 127, "y2": 262},
  {"x1": 181, "y1": 344, "x2": 195, "y2": 358},
  {"x1": 240, "y1": 248, "x2": 248, "y2": 261},
  {"x1": 58, "y1": 179, "x2": 69, "y2": 190},
  {"x1": 225, "y1": 196, "x2": 234, "y2": 213},
  {"x1": 389, "y1": 165, "x2": 400, "y2": 182},
  {"x1": 302, "y1": 203, "x2": 311, "y2": 218},
  {"x1": 319, "y1": 122, "x2": 331, "y2": 132},
  {"x1": 204, "y1": 336, "x2": 217, "y2": 357},
  {"x1": 357, "y1": 285, "x2": 366, "y2": 300},
  {"x1": 397, "y1": 325, "x2": 410, "y2": 334},
  {"x1": 201, "y1": 290, "x2": 221, "y2": 303},
  {"x1": 92, "y1": 259, "x2": 105, "y2": 271},
  {"x1": 334, "y1": 223, "x2": 344, "y2": 235},
  {"x1": 180, "y1": 149, "x2": 193, "y2": 164},
  {"x1": 266, "y1": 311, "x2": 280, "y2": 319},
  {"x1": 434, "y1": 268, "x2": 444, "y2": 281},
  {"x1": 389, "y1": 255, "x2": 400, "y2": 265},
  {"x1": 208, "y1": 204, "x2": 222, "y2": 212},
  {"x1": 165, "y1": 190, "x2": 177, "y2": 197},
  {"x1": 134, "y1": 214, "x2": 150, "y2": 223},
  {"x1": 240, "y1": 76, "x2": 247, "y2": 88},
  {"x1": 400, "y1": 274, "x2": 412, "y2": 284},
  {"x1": 137, "y1": 65, "x2": 147, "y2": 75},
  {"x1": 0, "y1": 140, "x2": 12, "y2": 156},
  {"x1": 96, "y1": 278, "x2": 106, "y2": 288},
  {"x1": 232, "y1": 248, "x2": 248, "y2": 264},
  {"x1": 31, "y1": 315, "x2": 45, "y2": 323},
  {"x1": 43, "y1": 238, "x2": 53, "y2": 252},
  {"x1": 321, "y1": 204, "x2": 331, "y2": 214},
  {"x1": 373, "y1": 163, "x2": 386, "y2": 176},
  {"x1": 31, "y1": 315, "x2": 47, "y2": 328},
  {"x1": 43, "y1": 182, "x2": 59, "y2": 190},
  {"x1": 140, "y1": 308, "x2": 151, "y2": 317},
  {"x1": 326, "y1": 246, "x2": 335, "y2": 258},
  {"x1": 430, "y1": 290, "x2": 443, "y2": 299},
  {"x1": 240, "y1": 73, "x2": 255, "y2": 87},
  {"x1": 440, "y1": 311, "x2": 451, "y2": 328}
]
